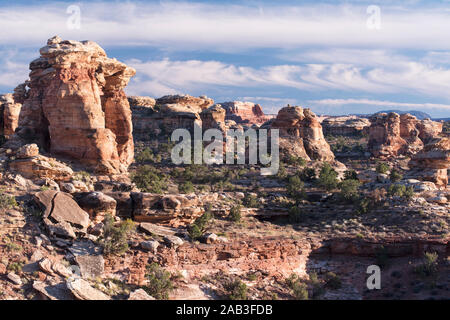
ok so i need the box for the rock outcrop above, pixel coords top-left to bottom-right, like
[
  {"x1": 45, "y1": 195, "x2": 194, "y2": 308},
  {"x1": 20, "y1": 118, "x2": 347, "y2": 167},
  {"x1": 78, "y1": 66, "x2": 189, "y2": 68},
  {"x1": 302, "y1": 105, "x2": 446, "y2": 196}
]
[
  {"x1": 368, "y1": 112, "x2": 443, "y2": 157},
  {"x1": 270, "y1": 106, "x2": 335, "y2": 161},
  {"x1": 408, "y1": 137, "x2": 450, "y2": 186},
  {"x1": 200, "y1": 104, "x2": 226, "y2": 131},
  {"x1": 156, "y1": 95, "x2": 214, "y2": 113},
  {"x1": 221, "y1": 101, "x2": 275, "y2": 125},
  {"x1": 0, "y1": 94, "x2": 21, "y2": 136},
  {"x1": 322, "y1": 116, "x2": 370, "y2": 136},
  {"x1": 14, "y1": 36, "x2": 135, "y2": 174}
]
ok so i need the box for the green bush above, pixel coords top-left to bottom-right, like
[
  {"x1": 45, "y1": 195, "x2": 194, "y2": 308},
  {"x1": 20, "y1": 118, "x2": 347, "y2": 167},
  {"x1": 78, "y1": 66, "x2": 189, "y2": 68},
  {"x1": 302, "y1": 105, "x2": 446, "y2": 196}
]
[
  {"x1": 131, "y1": 165, "x2": 168, "y2": 194},
  {"x1": 299, "y1": 168, "x2": 316, "y2": 182},
  {"x1": 135, "y1": 147, "x2": 155, "y2": 163},
  {"x1": 276, "y1": 163, "x2": 288, "y2": 181},
  {"x1": 229, "y1": 205, "x2": 242, "y2": 222},
  {"x1": 145, "y1": 263, "x2": 174, "y2": 300},
  {"x1": 403, "y1": 186, "x2": 415, "y2": 200},
  {"x1": 414, "y1": 252, "x2": 439, "y2": 277},
  {"x1": 376, "y1": 162, "x2": 390, "y2": 174},
  {"x1": 179, "y1": 181, "x2": 195, "y2": 194},
  {"x1": 242, "y1": 194, "x2": 260, "y2": 208},
  {"x1": 288, "y1": 206, "x2": 305, "y2": 223},
  {"x1": 344, "y1": 170, "x2": 358, "y2": 181},
  {"x1": 287, "y1": 176, "x2": 306, "y2": 202},
  {"x1": 286, "y1": 156, "x2": 306, "y2": 167},
  {"x1": 0, "y1": 193, "x2": 17, "y2": 210},
  {"x1": 355, "y1": 198, "x2": 371, "y2": 214},
  {"x1": 316, "y1": 163, "x2": 338, "y2": 191},
  {"x1": 188, "y1": 209, "x2": 214, "y2": 240},
  {"x1": 224, "y1": 279, "x2": 247, "y2": 300},
  {"x1": 389, "y1": 168, "x2": 403, "y2": 182},
  {"x1": 338, "y1": 179, "x2": 361, "y2": 202},
  {"x1": 286, "y1": 274, "x2": 308, "y2": 300},
  {"x1": 388, "y1": 184, "x2": 406, "y2": 197},
  {"x1": 324, "y1": 272, "x2": 342, "y2": 290},
  {"x1": 99, "y1": 215, "x2": 136, "y2": 256}
]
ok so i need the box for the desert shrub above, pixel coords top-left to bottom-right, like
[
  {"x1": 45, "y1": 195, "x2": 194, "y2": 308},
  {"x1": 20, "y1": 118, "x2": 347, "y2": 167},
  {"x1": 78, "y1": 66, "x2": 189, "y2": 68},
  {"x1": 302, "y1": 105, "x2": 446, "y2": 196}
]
[
  {"x1": 286, "y1": 155, "x2": 306, "y2": 167},
  {"x1": 242, "y1": 194, "x2": 260, "y2": 208},
  {"x1": 299, "y1": 167, "x2": 316, "y2": 182},
  {"x1": 7, "y1": 262, "x2": 23, "y2": 273},
  {"x1": 389, "y1": 168, "x2": 403, "y2": 182},
  {"x1": 131, "y1": 165, "x2": 167, "y2": 194},
  {"x1": 229, "y1": 205, "x2": 242, "y2": 222},
  {"x1": 145, "y1": 263, "x2": 174, "y2": 300},
  {"x1": 286, "y1": 274, "x2": 308, "y2": 300},
  {"x1": 388, "y1": 184, "x2": 406, "y2": 197},
  {"x1": 287, "y1": 176, "x2": 306, "y2": 202},
  {"x1": 179, "y1": 181, "x2": 195, "y2": 194},
  {"x1": 338, "y1": 179, "x2": 361, "y2": 202},
  {"x1": 376, "y1": 162, "x2": 390, "y2": 174},
  {"x1": 74, "y1": 171, "x2": 92, "y2": 184},
  {"x1": 188, "y1": 209, "x2": 213, "y2": 240},
  {"x1": 355, "y1": 198, "x2": 371, "y2": 214},
  {"x1": 99, "y1": 214, "x2": 136, "y2": 256},
  {"x1": 369, "y1": 188, "x2": 387, "y2": 204},
  {"x1": 276, "y1": 163, "x2": 288, "y2": 181},
  {"x1": 316, "y1": 163, "x2": 339, "y2": 191},
  {"x1": 135, "y1": 147, "x2": 155, "y2": 163},
  {"x1": 308, "y1": 273, "x2": 325, "y2": 299},
  {"x1": 324, "y1": 272, "x2": 342, "y2": 290},
  {"x1": 224, "y1": 279, "x2": 247, "y2": 300},
  {"x1": 0, "y1": 192, "x2": 17, "y2": 210},
  {"x1": 288, "y1": 206, "x2": 305, "y2": 223},
  {"x1": 414, "y1": 252, "x2": 439, "y2": 277},
  {"x1": 344, "y1": 170, "x2": 358, "y2": 181}
]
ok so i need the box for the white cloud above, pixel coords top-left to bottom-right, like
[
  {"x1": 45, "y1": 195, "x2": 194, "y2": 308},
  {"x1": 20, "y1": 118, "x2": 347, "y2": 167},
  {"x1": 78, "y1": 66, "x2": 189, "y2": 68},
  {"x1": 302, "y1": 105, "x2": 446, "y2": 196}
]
[
  {"x1": 309, "y1": 98, "x2": 450, "y2": 111},
  {"x1": 1, "y1": 2, "x2": 450, "y2": 51},
  {"x1": 0, "y1": 49, "x2": 34, "y2": 91}
]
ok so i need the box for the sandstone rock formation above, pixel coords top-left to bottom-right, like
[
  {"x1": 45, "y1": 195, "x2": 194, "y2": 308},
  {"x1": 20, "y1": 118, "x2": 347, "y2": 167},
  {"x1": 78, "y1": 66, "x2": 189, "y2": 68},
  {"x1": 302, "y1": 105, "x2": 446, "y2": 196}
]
[
  {"x1": 270, "y1": 106, "x2": 335, "y2": 161},
  {"x1": 0, "y1": 94, "x2": 21, "y2": 137},
  {"x1": 322, "y1": 116, "x2": 370, "y2": 136},
  {"x1": 368, "y1": 112, "x2": 443, "y2": 157},
  {"x1": 156, "y1": 94, "x2": 214, "y2": 113},
  {"x1": 221, "y1": 101, "x2": 275, "y2": 125},
  {"x1": 127, "y1": 96, "x2": 156, "y2": 109},
  {"x1": 408, "y1": 137, "x2": 450, "y2": 186},
  {"x1": 14, "y1": 36, "x2": 135, "y2": 174},
  {"x1": 200, "y1": 104, "x2": 226, "y2": 131}
]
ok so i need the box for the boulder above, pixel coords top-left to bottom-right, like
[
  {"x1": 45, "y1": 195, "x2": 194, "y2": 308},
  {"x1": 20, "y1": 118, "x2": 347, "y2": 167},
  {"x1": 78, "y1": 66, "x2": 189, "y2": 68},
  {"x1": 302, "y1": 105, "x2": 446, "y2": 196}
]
[
  {"x1": 128, "y1": 289, "x2": 155, "y2": 300},
  {"x1": 75, "y1": 255, "x2": 104, "y2": 279},
  {"x1": 66, "y1": 278, "x2": 110, "y2": 300},
  {"x1": 34, "y1": 190, "x2": 90, "y2": 230},
  {"x1": 74, "y1": 192, "x2": 117, "y2": 223}
]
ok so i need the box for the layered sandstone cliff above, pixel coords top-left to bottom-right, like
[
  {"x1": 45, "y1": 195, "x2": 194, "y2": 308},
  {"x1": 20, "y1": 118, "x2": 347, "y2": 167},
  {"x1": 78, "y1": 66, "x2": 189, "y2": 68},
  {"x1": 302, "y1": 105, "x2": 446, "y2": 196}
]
[
  {"x1": 221, "y1": 101, "x2": 275, "y2": 125},
  {"x1": 14, "y1": 36, "x2": 135, "y2": 174},
  {"x1": 270, "y1": 106, "x2": 335, "y2": 161},
  {"x1": 368, "y1": 112, "x2": 443, "y2": 157}
]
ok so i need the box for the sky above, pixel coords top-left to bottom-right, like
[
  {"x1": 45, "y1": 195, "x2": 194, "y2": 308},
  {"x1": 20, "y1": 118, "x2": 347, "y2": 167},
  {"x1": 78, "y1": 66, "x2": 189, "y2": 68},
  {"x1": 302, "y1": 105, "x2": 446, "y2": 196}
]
[{"x1": 1, "y1": 0, "x2": 450, "y2": 118}]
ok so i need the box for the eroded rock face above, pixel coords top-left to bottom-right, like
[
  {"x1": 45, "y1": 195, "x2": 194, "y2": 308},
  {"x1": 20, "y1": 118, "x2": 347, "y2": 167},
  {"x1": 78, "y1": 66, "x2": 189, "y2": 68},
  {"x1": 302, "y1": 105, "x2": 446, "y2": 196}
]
[
  {"x1": 408, "y1": 137, "x2": 450, "y2": 186},
  {"x1": 200, "y1": 104, "x2": 226, "y2": 131},
  {"x1": 156, "y1": 95, "x2": 214, "y2": 113},
  {"x1": 0, "y1": 94, "x2": 21, "y2": 136},
  {"x1": 221, "y1": 101, "x2": 275, "y2": 125},
  {"x1": 270, "y1": 106, "x2": 334, "y2": 161},
  {"x1": 322, "y1": 116, "x2": 371, "y2": 136},
  {"x1": 15, "y1": 36, "x2": 135, "y2": 174},
  {"x1": 368, "y1": 112, "x2": 443, "y2": 157}
]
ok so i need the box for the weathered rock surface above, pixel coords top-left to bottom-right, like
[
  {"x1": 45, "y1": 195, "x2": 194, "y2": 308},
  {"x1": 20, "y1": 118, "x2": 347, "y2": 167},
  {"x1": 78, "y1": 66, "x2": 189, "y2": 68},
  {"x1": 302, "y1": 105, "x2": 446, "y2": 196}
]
[
  {"x1": 74, "y1": 192, "x2": 116, "y2": 223},
  {"x1": 0, "y1": 93, "x2": 21, "y2": 136},
  {"x1": 221, "y1": 101, "x2": 275, "y2": 125},
  {"x1": 200, "y1": 104, "x2": 226, "y2": 131},
  {"x1": 270, "y1": 106, "x2": 335, "y2": 161},
  {"x1": 322, "y1": 116, "x2": 371, "y2": 136},
  {"x1": 128, "y1": 289, "x2": 155, "y2": 300},
  {"x1": 75, "y1": 254, "x2": 105, "y2": 279},
  {"x1": 34, "y1": 190, "x2": 90, "y2": 230},
  {"x1": 127, "y1": 96, "x2": 156, "y2": 109},
  {"x1": 156, "y1": 94, "x2": 214, "y2": 113},
  {"x1": 368, "y1": 112, "x2": 443, "y2": 157},
  {"x1": 14, "y1": 36, "x2": 135, "y2": 174},
  {"x1": 66, "y1": 278, "x2": 110, "y2": 300},
  {"x1": 408, "y1": 137, "x2": 450, "y2": 186}
]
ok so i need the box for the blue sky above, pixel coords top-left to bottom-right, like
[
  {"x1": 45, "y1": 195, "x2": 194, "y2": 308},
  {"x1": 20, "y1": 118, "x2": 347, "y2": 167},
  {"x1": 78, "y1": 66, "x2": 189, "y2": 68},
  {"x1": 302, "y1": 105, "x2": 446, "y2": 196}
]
[{"x1": 1, "y1": 0, "x2": 450, "y2": 117}]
